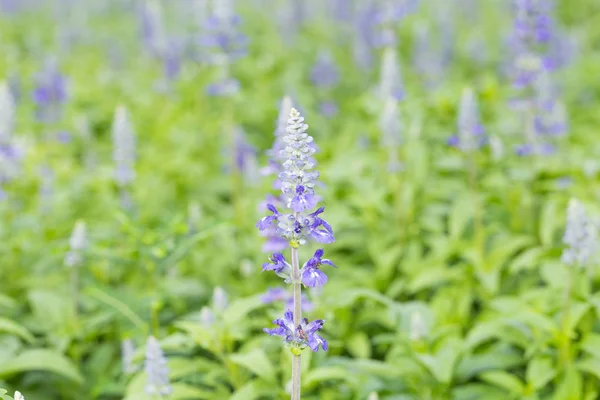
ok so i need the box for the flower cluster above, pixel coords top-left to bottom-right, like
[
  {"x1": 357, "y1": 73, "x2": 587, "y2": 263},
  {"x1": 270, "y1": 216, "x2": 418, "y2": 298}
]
[
  {"x1": 448, "y1": 88, "x2": 486, "y2": 152},
  {"x1": 258, "y1": 107, "x2": 336, "y2": 355},
  {"x1": 261, "y1": 248, "x2": 336, "y2": 288},
  {"x1": 32, "y1": 59, "x2": 68, "y2": 124},
  {"x1": 562, "y1": 199, "x2": 598, "y2": 268},
  {"x1": 201, "y1": 0, "x2": 248, "y2": 96},
  {"x1": 264, "y1": 310, "x2": 328, "y2": 354},
  {"x1": 0, "y1": 81, "x2": 23, "y2": 199},
  {"x1": 379, "y1": 48, "x2": 404, "y2": 102},
  {"x1": 121, "y1": 338, "x2": 137, "y2": 375},
  {"x1": 144, "y1": 336, "x2": 172, "y2": 396},
  {"x1": 64, "y1": 220, "x2": 87, "y2": 268},
  {"x1": 112, "y1": 106, "x2": 136, "y2": 188},
  {"x1": 257, "y1": 108, "x2": 334, "y2": 247},
  {"x1": 311, "y1": 52, "x2": 340, "y2": 118}
]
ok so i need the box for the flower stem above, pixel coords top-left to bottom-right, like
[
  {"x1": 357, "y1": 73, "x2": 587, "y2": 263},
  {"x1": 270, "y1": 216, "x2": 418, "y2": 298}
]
[
  {"x1": 291, "y1": 221, "x2": 302, "y2": 400},
  {"x1": 559, "y1": 266, "x2": 573, "y2": 369}
]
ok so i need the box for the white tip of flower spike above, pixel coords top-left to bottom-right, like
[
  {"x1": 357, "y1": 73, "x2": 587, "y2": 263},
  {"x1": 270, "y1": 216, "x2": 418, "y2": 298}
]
[{"x1": 14, "y1": 391, "x2": 25, "y2": 400}]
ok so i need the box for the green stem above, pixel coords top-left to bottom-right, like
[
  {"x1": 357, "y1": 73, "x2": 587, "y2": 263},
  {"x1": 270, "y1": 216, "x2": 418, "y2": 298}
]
[
  {"x1": 559, "y1": 267, "x2": 573, "y2": 369},
  {"x1": 291, "y1": 226, "x2": 302, "y2": 400}
]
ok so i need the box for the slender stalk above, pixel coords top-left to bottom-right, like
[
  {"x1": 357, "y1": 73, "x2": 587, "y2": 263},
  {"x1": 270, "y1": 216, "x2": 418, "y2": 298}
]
[
  {"x1": 559, "y1": 267, "x2": 573, "y2": 369},
  {"x1": 291, "y1": 215, "x2": 302, "y2": 400}
]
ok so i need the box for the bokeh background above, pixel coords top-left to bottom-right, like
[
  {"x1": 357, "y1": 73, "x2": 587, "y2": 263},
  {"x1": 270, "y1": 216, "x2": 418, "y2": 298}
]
[{"x1": 1, "y1": 0, "x2": 600, "y2": 399}]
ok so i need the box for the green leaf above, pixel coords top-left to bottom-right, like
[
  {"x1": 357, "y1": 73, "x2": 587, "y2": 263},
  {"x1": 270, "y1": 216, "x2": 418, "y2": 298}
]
[
  {"x1": 304, "y1": 366, "x2": 348, "y2": 388},
  {"x1": 0, "y1": 349, "x2": 83, "y2": 384},
  {"x1": 553, "y1": 366, "x2": 582, "y2": 400},
  {"x1": 580, "y1": 334, "x2": 600, "y2": 358},
  {"x1": 230, "y1": 381, "x2": 261, "y2": 400},
  {"x1": 508, "y1": 248, "x2": 545, "y2": 274},
  {"x1": 479, "y1": 371, "x2": 524, "y2": 394},
  {"x1": 416, "y1": 338, "x2": 462, "y2": 384},
  {"x1": 346, "y1": 332, "x2": 371, "y2": 359},
  {"x1": 449, "y1": 192, "x2": 473, "y2": 239},
  {"x1": 576, "y1": 358, "x2": 600, "y2": 380},
  {"x1": 222, "y1": 296, "x2": 264, "y2": 325},
  {"x1": 0, "y1": 317, "x2": 35, "y2": 343},
  {"x1": 456, "y1": 344, "x2": 522, "y2": 381},
  {"x1": 229, "y1": 348, "x2": 275, "y2": 382},
  {"x1": 526, "y1": 357, "x2": 556, "y2": 390}
]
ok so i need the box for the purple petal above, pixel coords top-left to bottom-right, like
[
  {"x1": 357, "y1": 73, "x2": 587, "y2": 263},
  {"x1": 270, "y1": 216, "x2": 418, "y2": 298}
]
[{"x1": 302, "y1": 268, "x2": 328, "y2": 287}]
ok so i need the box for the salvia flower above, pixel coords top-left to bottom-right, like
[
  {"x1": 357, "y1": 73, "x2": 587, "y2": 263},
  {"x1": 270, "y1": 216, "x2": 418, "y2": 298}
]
[
  {"x1": 144, "y1": 336, "x2": 172, "y2": 396},
  {"x1": 448, "y1": 88, "x2": 486, "y2": 152},
  {"x1": 378, "y1": 48, "x2": 404, "y2": 101},
  {"x1": 264, "y1": 310, "x2": 328, "y2": 353},
  {"x1": 0, "y1": 81, "x2": 15, "y2": 139},
  {"x1": 262, "y1": 252, "x2": 293, "y2": 283},
  {"x1": 310, "y1": 52, "x2": 339, "y2": 90},
  {"x1": 199, "y1": 306, "x2": 216, "y2": 327},
  {"x1": 300, "y1": 249, "x2": 337, "y2": 288},
  {"x1": 64, "y1": 220, "x2": 86, "y2": 268},
  {"x1": 111, "y1": 106, "x2": 136, "y2": 187},
  {"x1": 212, "y1": 286, "x2": 229, "y2": 313},
  {"x1": 32, "y1": 59, "x2": 68, "y2": 124},
  {"x1": 409, "y1": 311, "x2": 428, "y2": 341},
  {"x1": 201, "y1": 0, "x2": 248, "y2": 95},
  {"x1": 121, "y1": 339, "x2": 137, "y2": 375},
  {"x1": 380, "y1": 97, "x2": 402, "y2": 172},
  {"x1": 562, "y1": 199, "x2": 599, "y2": 268},
  {"x1": 256, "y1": 108, "x2": 335, "y2": 247},
  {"x1": 508, "y1": 0, "x2": 557, "y2": 89},
  {"x1": 0, "y1": 81, "x2": 23, "y2": 198},
  {"x1": 139, "y1": 0, "x2": 167, "y2": 57},
  {"x1": 233, "y1": 126, "x2": 259, "y2": 184}
]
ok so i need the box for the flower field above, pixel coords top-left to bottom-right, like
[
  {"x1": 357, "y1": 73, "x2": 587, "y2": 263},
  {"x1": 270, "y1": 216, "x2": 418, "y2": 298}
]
[{"x1": 1, "y1": 0, "x2": 600, "y2": 399}]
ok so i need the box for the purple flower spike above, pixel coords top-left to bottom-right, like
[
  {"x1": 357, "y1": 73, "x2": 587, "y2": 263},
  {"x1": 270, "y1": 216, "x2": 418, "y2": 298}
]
[
  {"x1": 264, "y1": 310, "x2": 327, "y2": 352},
  {"x1": 301, "y1": 249, "x2": 336, "y2": 288}
]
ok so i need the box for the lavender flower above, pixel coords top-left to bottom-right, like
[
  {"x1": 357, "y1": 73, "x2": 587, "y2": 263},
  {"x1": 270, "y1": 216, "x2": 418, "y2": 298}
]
[
  {"x1": 199, "y1": 306, "x2": 216, "y2": 327},
  {"x1": 256, "y1": 108, "x2": 335, "y2": 247},
  {"x1": 0, "y1": 81, "x2": 15, "y2": 138},
  {"x1": 258, "y1": 108, "x2": 335, "y2": 397},
  {"x1": 212, "y1": 286, "x2": 229, "y2": 313},
  {"x1": 144, "y1": 336, "x2": 172, "y2": 396},
  {"x1": 262, "y1": 252, "x2": 293, "y2": 283},
  {"x1": 201, "y1": 0, "x2": 248, "y2": 96},
  {"x1": 139, "y1": 0, "x2": 166, "y2": 57},
  {"x1": 64, "y1": 220, "x2": 86, "y2": 268},
  {"x1": 111, "y1": 106, "x2": 136, "y2": 188},
  {"x1": 310, "y1": 52, "x2": 339, "y2": 90},
  {"x1": 562, "y1": 199, "x2": 598, "y2": 268},
  {"x1": 233, "y1": 126, "x2": 259, "y2": 184},
  {"x1": 409, "y1": 311, "x2": 428, "y2": 341},
  {"x1": 300, "y1": 249, "x2": 337, "y2": 288},
  {"x1": 121, "y1": 339, "x2": 137, "y2": 375},
  {"x1": 32, "y1": 59, "x2": 68, "y2": 124},
  {"x1": 261, "y1": 288, "x2": 313, "y2": 312},
  {"x1": 379, "y1": 44, "x2": 404, "y2": 101},
  {"x1": 264, "y1": 310, "x2": 328, "y2": 353},
  {"x1": 448, "y1": 88, "x2": 486, "y2": 152},
  {"x1": 0, "y1": 82, "x2": 23, "y2": 199},
  {"x1": 508, "y1": 0, "x2": 557, "y2": 89},
  {"x1": 379, "y1": 97, "x2": 402, "y2": 172}
]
